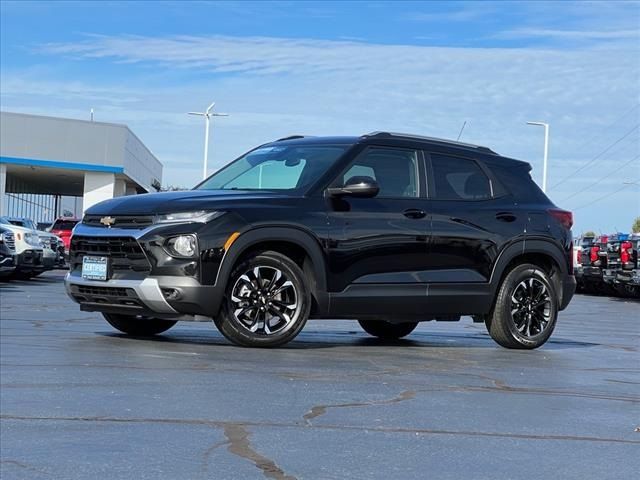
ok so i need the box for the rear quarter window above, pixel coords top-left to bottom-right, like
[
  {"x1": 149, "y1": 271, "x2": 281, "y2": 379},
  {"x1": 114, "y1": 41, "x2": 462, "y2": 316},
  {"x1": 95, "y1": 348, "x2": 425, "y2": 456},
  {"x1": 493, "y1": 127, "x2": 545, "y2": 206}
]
[{"x1": 487, "y1": 163, "x2": 549, "y2": 203}]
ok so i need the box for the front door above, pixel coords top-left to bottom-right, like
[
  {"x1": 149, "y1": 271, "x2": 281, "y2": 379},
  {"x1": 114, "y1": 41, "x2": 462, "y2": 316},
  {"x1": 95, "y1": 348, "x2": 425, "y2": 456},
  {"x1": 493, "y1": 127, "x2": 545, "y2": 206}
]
[{"x1": 326, "y1": 146, "x2": 430, "y2": 317}]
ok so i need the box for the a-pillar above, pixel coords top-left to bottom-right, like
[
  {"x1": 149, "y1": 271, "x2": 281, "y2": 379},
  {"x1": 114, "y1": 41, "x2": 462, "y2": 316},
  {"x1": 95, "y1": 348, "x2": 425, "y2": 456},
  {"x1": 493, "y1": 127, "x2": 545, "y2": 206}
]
[{"x1": 83, "y1": 172, "x2": 126, "y2": 213}]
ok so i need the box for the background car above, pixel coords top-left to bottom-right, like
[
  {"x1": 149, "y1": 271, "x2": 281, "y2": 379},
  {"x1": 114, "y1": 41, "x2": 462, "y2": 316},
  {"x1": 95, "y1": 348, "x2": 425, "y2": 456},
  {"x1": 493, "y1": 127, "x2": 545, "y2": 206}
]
[
  {"x1": 0, "y1": 226, "x2": 17, "y2": 278},
  {"x1": 50, "y1": 217, "x2": 79, "y2": 252},
  {"x1": 0, "y1": 217, "x2": 44, "y2": 279},
  {"x1": 2, "y1": 217, "x2": 65, "y2": 270}
]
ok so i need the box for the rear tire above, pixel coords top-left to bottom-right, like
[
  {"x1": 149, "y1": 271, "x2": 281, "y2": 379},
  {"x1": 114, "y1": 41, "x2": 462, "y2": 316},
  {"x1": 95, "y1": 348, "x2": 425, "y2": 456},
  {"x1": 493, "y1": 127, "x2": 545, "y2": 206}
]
[
  {"x1": 103, "y1": 313, "x2": 177, "y2": 336},
  {"x1": 358, "y1": 320, "x2": 418, "y2": 340},
  {"x1": 486, "y1": 263, "x2": 558, "y2": 349},
  {"x1": 214, "y1": 251, "x2": 311, "y2": 347}
]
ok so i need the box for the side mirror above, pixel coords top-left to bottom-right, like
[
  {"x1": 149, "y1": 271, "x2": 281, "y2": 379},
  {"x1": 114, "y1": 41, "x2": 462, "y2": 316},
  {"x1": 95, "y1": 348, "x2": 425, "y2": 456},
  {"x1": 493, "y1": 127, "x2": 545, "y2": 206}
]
[{"x1": 327, "y1": 175, "x2": 380, "y2": 198}]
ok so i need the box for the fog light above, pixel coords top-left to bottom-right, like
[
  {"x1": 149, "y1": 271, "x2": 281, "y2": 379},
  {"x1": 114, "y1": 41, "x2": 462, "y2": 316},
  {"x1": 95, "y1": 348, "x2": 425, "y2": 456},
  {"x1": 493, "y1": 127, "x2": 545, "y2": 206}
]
[
  {"x1": 166, "y1": 235, "x2": 197, "y2": 257},
  {"x1": 161, "y1": 288, "x2": 182, "y2": 300}
]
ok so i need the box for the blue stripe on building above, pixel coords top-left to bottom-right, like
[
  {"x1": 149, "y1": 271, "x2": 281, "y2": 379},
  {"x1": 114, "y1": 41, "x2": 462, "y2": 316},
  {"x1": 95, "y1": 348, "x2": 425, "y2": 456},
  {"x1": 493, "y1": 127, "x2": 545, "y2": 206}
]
[{"x1": 0, "y1": 156, "x2": 124, "y2": 174}]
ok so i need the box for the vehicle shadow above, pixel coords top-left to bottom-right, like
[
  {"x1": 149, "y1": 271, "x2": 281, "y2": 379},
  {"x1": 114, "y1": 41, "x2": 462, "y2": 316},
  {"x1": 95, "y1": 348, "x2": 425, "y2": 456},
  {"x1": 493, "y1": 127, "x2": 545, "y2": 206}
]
[{"x1": 94, "y1": 329, "x2": 599, "y2": 351}]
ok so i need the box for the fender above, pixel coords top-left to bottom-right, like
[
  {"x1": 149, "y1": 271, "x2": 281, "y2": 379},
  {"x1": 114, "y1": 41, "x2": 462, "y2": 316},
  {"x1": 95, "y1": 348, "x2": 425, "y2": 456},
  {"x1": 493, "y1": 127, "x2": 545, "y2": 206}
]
[
  {"x1": 490, "y1": 238, "x2": 568, "y2": 292},
  {"x1": 214, "y1": 226, "x2": 329, "y2": 314}
]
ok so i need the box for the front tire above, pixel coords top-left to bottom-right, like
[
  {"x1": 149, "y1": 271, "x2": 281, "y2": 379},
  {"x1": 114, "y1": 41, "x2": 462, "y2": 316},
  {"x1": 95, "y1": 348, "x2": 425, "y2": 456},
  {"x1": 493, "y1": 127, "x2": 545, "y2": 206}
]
[
  {"x1": 486, "y1": 264, "x2": 558, "y2": 349},
  {"x1": 214, "y1": 251, "x2": 311, "y2": 347},
  {"x1": 103, "y1": 313, "x2": 177, "y2": 336},
  {"x1": 358, "y1": 320, "x2": 418, "y2": 340}
]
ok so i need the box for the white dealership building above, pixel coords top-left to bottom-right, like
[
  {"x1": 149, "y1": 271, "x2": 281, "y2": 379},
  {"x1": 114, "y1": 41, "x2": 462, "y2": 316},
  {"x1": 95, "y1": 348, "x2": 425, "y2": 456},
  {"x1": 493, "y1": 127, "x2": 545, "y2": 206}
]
[{"x1": 0, "y1": 111, "x2": 163, "y2": 223}]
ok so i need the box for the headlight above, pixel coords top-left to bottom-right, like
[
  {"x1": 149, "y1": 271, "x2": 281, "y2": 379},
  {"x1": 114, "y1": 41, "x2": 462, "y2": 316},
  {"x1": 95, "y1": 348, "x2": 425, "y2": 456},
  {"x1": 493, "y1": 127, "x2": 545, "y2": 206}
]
[
  {"x1": 165, "y1": 235, "x2": 197, "y2": 257},
  {"x1": 156, "y1": 211, "x2": 223, "y2": 224},
  {"x1": 25, "y1": 232, "x2": 41, "y2": 247}
]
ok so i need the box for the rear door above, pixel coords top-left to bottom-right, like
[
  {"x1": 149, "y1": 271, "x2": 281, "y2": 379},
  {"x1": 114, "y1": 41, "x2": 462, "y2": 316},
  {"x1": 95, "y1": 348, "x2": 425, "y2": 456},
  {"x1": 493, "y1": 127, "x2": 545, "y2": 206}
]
[{"x1": 423, "y1": 152, "x2": 523, "y2": 283}]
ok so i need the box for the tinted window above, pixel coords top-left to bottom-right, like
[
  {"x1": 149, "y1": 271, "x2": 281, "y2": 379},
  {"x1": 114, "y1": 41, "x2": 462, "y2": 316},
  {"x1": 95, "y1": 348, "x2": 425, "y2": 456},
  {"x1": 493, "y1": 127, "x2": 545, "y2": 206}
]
[
  {"x1": 488, "y1": 163, "x2": 549, "y2": 203},
  {"x1": 431, "y1": 155, "x2": 491, "y2": 201},
  {"x1": 341, "y1": 147, "x2": 419, "y2": 198}
]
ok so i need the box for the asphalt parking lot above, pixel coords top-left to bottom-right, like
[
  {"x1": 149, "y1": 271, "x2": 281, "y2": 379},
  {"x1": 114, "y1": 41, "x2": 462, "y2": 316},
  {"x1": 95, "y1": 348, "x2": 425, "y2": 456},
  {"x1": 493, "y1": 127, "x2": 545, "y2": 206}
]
[{"x1": 1, "y1": 271, "x2": 638, "y2": 480}]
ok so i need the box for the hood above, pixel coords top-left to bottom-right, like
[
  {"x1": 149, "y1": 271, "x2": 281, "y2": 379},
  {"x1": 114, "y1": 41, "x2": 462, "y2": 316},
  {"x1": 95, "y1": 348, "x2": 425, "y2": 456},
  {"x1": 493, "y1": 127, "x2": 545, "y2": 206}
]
[
  {"x1": 85, "y1": 189, "x2": 291, "y2": 216},
  {"x1": 0, "y1": 223, "x2": 35, "y2": 235}
]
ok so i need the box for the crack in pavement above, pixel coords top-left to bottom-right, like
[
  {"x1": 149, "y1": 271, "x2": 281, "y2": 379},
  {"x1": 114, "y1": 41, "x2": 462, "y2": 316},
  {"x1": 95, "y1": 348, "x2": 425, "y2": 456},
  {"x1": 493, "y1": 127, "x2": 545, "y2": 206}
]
[
  {"x1": 4, "y1": 414, "x2": 637, "y2": 445},
  {"x1": 222, "y1": 424, "x2": 297, "y2": 480},
  {"x1": 303, "y1": 390, "x2": 416, "y2": 426},
  {"x1": 200, "y1": 426, "x2": 297, "y2": 480}
]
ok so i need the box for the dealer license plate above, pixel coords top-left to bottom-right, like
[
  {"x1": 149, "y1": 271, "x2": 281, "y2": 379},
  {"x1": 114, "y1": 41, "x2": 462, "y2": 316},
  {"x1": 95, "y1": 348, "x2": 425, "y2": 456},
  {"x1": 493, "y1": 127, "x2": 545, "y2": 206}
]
[{"x1": 82, "y1": 256, "x2": 109, "y2": 281}]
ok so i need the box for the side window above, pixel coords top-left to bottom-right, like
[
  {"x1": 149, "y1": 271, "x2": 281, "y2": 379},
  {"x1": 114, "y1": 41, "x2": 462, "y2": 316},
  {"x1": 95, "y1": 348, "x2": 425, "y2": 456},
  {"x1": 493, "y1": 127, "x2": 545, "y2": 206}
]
[
  {"x1": 430, "y1": 154, "x2": 491, "y2": 201},
  {"x1": 340, "y1": 147, "x2": 419, "y2": 198}
]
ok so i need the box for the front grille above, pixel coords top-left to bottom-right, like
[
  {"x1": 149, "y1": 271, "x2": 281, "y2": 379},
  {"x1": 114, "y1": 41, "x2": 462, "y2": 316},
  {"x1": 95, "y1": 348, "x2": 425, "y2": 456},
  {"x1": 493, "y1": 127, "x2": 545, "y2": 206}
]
[
  {"x1": 3, "y1": 232, "x2": 16, "y2": 251},
  {"x1": 70, "y1": 236, "x2": 151, "y2": 272},
  {"x1": 83, "y1": 215, "x2": 155, "y2": 229}
]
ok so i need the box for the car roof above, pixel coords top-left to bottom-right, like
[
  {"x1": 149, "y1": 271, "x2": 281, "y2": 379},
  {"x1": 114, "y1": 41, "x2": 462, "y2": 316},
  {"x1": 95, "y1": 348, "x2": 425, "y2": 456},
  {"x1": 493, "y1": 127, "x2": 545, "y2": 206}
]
[
  {"x1": 269, "y1": 132, "x2": 493, "y2": 151},
  {"x1": 267, "y1": 132, "x2": 530, "y2": 167}
]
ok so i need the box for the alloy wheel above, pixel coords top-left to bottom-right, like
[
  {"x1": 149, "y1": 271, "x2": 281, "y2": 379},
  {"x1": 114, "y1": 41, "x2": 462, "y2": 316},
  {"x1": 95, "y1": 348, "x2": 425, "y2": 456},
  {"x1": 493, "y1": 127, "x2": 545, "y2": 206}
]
[
  {"x1": 230, "y1": 266, "x2": 299, "y2": 336},
  {"x1": 510, "y1": 277, "x2": 552, "y2": 338}
]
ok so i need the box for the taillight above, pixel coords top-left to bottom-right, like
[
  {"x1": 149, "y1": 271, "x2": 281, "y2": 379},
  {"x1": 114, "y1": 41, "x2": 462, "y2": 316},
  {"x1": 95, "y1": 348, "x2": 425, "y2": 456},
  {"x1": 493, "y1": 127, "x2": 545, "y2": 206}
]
[
  {"x1": 621, "y1": 240, "x2": 633, "y2": 263},
  {"x1": 576, "y1": 249, "x2": 582, "y2": 264},
  {"x1": 548, "y1": 209, "x2": 573, "y2": 229},
  {"x1": 590, "y1": 246, "x2": 600, "y2": 263}
]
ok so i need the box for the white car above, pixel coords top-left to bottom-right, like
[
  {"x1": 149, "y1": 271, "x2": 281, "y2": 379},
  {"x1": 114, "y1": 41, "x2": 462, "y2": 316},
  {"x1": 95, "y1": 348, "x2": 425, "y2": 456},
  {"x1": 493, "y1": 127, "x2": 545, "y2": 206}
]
[
  {"x1": 2, "y1": 217, "x2": 65, "y2": 271},
  {"x1": 0, "y1": 217, "x2": 45, "y2": 278},
  {"x1": 0, "y1": 226, "x2": 17, "y2": 278}
]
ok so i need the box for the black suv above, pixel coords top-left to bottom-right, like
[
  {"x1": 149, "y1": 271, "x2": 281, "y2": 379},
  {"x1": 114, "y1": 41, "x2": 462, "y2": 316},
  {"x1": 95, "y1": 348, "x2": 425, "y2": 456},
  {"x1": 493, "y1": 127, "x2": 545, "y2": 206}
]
[{"x1": 65, "y1": 132, "x2": 576, "y2": 349}]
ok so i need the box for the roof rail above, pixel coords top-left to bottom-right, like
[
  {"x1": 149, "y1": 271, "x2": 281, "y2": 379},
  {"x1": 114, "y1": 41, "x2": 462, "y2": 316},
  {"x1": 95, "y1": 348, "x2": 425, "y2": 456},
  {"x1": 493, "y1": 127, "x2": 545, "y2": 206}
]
[
  {"x1": 362, "y1": 131, "x2": 496, "y2": 154},
  {"x1": 275, "y1": 135, "x2": 307, "y2": 142}
]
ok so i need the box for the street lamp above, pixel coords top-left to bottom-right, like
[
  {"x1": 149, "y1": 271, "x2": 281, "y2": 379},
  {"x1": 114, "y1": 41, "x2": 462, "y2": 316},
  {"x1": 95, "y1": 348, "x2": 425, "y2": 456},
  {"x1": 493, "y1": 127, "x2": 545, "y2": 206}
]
[
  {"x1": 188, "y1": 102, "x2": 229, "y2": 180},
  {"x1": 526, "y1": 121, "x2": 549, "y2": 193}
]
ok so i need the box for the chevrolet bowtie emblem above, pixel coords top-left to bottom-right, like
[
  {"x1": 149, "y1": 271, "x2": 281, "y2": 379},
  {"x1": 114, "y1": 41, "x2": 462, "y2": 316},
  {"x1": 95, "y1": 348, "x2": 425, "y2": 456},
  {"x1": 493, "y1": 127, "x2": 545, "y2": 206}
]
[{"x1": 100, "y1": 216, "x2": 116, "y2": 227}]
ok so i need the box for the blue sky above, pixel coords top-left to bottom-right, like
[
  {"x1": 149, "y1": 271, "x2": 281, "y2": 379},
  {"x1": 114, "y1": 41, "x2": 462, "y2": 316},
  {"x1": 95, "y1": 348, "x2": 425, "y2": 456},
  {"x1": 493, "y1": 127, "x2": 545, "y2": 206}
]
[{"x1": 1, "y1": 0, "x2": 639, "y2": 233}]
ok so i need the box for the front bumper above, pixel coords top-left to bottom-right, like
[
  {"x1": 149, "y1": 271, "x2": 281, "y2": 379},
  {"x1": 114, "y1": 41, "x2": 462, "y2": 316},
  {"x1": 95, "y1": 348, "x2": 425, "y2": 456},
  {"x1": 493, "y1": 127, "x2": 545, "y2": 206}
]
[
  {"x1": 16, "y1": 250, "x2": 44, "y2": 272},
  {"x1": 64, "y1": 271, "x2": 223, "y2": 320},
  {"x1": 0, "y1": 254, "x2": 16, "y2": 275},
  {"x1": 43, "y1": 249, "x2": 57, "y2": 269}
]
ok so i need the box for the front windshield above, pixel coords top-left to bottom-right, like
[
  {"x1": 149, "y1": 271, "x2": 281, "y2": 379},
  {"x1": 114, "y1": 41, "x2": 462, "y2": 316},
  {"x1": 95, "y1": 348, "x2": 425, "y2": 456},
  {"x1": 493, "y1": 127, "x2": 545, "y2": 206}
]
[{"x1": 197, "y1": 145, "x2": 348, "y2": 191}]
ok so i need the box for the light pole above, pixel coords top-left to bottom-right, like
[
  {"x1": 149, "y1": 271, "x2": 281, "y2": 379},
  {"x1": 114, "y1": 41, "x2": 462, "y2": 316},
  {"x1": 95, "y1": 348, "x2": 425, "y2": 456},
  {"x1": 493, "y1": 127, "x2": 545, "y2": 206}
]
[
  {"x1": 188, "y1": 102, "x2": 229, "y2": 179},
  {"x1": 526, "y1": 121, "x2": 549, "y2": 192}
]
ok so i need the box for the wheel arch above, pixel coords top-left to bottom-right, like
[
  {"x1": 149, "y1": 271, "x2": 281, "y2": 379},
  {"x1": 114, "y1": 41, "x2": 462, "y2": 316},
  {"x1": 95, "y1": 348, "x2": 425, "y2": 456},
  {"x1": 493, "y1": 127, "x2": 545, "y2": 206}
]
[
  {"x1": 490, "y1": 239, "x2": 567, "y2": 307},
  {"x1": 214, "y1": 226, "x2": 329, "y2": 315}
]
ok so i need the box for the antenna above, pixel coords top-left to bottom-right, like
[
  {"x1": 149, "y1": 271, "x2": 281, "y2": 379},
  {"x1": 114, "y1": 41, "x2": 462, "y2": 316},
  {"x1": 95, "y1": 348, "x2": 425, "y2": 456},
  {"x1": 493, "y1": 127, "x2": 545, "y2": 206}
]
[{"x1": 456, "y1": 121, "x2": 467, "y2": 141}]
